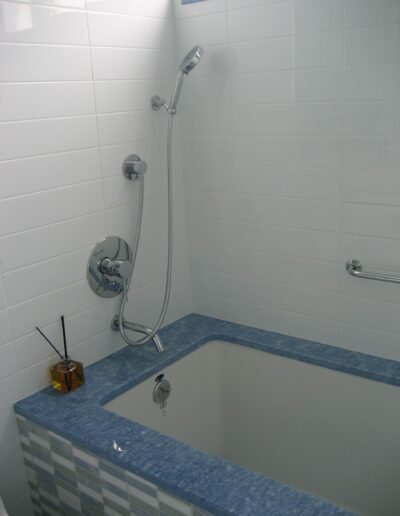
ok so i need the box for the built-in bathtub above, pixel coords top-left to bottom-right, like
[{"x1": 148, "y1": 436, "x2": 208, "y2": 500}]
[
  {"x1": 106, "y1": 340, "x2": 400, "y2": 516},
  {"x1": 15, "y1": 314, "x2": 400, "y2": 515}
]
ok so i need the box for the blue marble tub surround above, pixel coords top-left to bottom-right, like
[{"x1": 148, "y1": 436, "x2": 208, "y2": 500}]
[{"x1": 16, "y1": 313, "x2": 393, "y2": 515}]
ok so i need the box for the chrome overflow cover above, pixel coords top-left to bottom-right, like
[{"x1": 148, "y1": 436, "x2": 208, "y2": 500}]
[{"x1": 153, "y1": 374, "x2": 171, "y2": 413}]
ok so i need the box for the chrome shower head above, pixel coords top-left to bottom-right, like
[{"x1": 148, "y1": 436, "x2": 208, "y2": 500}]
[
  {"x1": 179, "y1": 45, "x2": 204, "y2": 74},
  {"x1": 151, "y1": 46, "x2": 204, "y2": 114},
  {"x1": 169, "y1": 46, "x2": 204, "y2": 113}
]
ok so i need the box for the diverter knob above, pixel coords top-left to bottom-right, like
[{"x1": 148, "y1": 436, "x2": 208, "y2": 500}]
[{"x1": 123, "y1": 154, "x2": 147, "y2": 180}]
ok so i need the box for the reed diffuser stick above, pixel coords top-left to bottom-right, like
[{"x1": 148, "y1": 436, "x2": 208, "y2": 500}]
[
  {"x1": 61, "y1": 315, "x2": 68, "y2": 361},
  {"x1": 35, "y1": 326, "x2": 64, "y2": 360}
]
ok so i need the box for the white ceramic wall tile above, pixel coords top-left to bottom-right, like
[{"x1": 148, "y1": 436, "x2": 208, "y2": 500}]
[
  {"x1": 0, "y1": 5, "x2": 192, "y2": 513},
  {"x1": 293, "y1": 0, "x2": 344, "y2": 34},
  {"x1": 0, "y1": 82, "x2": 95, "y2": 122},
  {"x1": 0, "y1": 1, "x2": 89, "y2": 45},
  {"x1": 342, "y1": 203, "x2": 400, "y2": 240},
  {"x1": 343, "y1": 170, "x2": 400, "y2": 206},
  {"x1": 87, "y1": 0, "x2": 172, "y2": 18},
  {"x1": 0, "y1": 310, "x2": 13, "y2": 346},
  {"x1": 94, "y1": 80, "x2": 160, "y2": 113},
  {"x1": 233, "y1": 103, "x2": 341, "y2": 136},
  {"x1": 344, "y1": 25, "x2": 400, "y2": 66},
  {"x1": 0, "y1": 438, "x2": 23, "y2": 477},
  {"x1": 294, "y1": 32, "x2": 342, "y2": 68},
  {"x1": 0, "y1": 343, "x2": 18, "y2": 381},
  {"x1": 234, "y1": 136, "x2": 341, "y2": 168},
  {"x1": 4, "y1": 247, "x2": 90, "y2": 305},
  {"x1": 342, "y1": 137, "x2": 400, "y2": 171},
  {"x1": 294, "y1": 68, "x2": 342, "y2": 101},
  {"x1": 0, "y1": 467, "x2": 30, "y2": 515},
  {"x1": 175, "y1": 0, "x2": 400, "y2": 364},
  {"x1": 229, "y1": 37, "x2": 292, "y2": 73},
  {"x1": 343, "y1": 64, "x2": 400, "y2": 100},
  {"x1": 91, "y1": 47, "x2": 174, "y2": 80},
  {"x1": 9, "y1": 280, "x2": 103, "y2": 339},
  {"x1": 228, "y1": 2, "x2": 292, "y2": 41},
  {"x1": 0, "y1": 115, "x2": 98, "y2": 161},
  {"x1": 174, "y1": 0, "x2": 226, "y2": 18},
  {"x1": 175, "y1": 12, "x2": 228, "y2": 48},
  {"x1": 11, "y1": 0, "x2": 85, "y2": 8},
  {"x1": 87, "y1": 12, "x2": 173, "y2": 49},
  {"x1": 0, "y1": 148, "x2": 101, "y2": 199},
  {"x1": 339, "y1": 323, "x2": 400, "y2": 361},
  {"x1": 343, "y1": 101, "x2": 400, "y2": 137},
  {"x1": 0, "y1": 409, "x2": 18, "y2": 446},
  {"x1": 0, "y1": 211, "x2": 106, "y2": 271},
  {"x1": 227, "y1": 0, "x2": 287, "y2": 10},
  {"x1": 0, "y1": 44, "x2": 92, "y2": 82},
  {"x1": 14, "y1": 303, "x2": 113, "y2": 370},
  {"x1": 0, "y1": 181, "x2": 104, "y2": 237},
  {"x1": 344, "y1": 0, "x2": 400, "y2": 29},
  {"x1": 96, "y1": 112, "x2": 155, "y2": 146},
  {"x1": 231, "y1": 71, "x2": 293, "y2": 104}
]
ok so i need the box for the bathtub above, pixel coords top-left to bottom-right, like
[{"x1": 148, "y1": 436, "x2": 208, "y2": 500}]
[
  {"x1": 106, "y1": 339, "x2": 400, "y2": 516},
  {"x1": 16, "y1": 314, "x2": 400, "y2": 515}
]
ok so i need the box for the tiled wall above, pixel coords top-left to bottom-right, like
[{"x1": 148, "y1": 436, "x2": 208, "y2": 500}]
[
  {"x1": 3, "y1": 0, "x2": 400, "y2": 513},
  {"x1": 17, "y1": 415, "x2": 210, "y2": 516},
  {"x1": 0, "y1": 1, "x2": 192, "y2": 514},
  {"x1": 175, "y1": 0, "x2": 400, "y2": 361}
]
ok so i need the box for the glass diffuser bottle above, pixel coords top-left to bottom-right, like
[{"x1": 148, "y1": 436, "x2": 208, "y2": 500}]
[
  {"x1": 50, "y1": 359, "x2": 85, "y2": 393},
  {"x1": 36, "y1": 315, "x2": 85, "y2": 394}
]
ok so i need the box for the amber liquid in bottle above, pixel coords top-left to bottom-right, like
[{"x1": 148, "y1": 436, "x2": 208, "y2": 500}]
[{"x1": 50, "y1": 360, "x2": 85, "y2": 393}]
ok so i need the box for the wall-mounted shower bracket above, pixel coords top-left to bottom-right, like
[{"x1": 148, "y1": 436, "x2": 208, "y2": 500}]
[
  {"x1": 87, "y1": 236, "x2": 132, "y2": 298},
  {"x1": 151, "y1": 96, "x2": 175, "y2": 115},
  {"x1": 123, "y1": 154, "x2": 147, "y2": 180},
  {"x1": 151, "y1": 95, "x2": 167, "y2": 111}
]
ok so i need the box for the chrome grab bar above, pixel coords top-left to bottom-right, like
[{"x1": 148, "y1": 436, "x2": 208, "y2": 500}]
[{"x1": 346, "y1": 259, "x2": 400, "y2": 285}]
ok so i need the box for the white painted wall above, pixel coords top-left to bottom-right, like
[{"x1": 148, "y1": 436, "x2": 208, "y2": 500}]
[
  {"x1": 0, "y1": 1, "x2": 191, "y2": 514},
  {"x1": 174, "y1": 0, "x2": 400, "y2": 361}
]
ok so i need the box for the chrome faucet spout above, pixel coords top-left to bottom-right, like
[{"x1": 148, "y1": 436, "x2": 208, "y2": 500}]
[
  {"x1": 111, "y1": 316, "x2": 165, "y2": 353},
  {"x1": 152, "y1": 334, "x2": 165, "y2": 353}
]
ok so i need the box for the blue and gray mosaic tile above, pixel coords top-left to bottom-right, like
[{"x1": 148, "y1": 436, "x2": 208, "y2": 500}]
[{"x1": 17, "y1": 415, "x2": 204, "y2": 516}]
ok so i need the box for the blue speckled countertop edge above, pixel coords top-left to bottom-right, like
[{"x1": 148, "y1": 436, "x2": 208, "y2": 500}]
[{"x1": 15, "y1": 312, "x2": 400, "y2": 515}]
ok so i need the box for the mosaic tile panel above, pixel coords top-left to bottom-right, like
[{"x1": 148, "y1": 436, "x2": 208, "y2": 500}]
[{"x1": 17, "y1": 415, "x2": 209, "y2": 516}]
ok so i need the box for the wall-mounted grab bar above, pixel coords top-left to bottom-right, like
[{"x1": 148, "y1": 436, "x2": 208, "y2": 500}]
[{"x1": 346, "y1": 259, "x2": 400, "y2": 285}]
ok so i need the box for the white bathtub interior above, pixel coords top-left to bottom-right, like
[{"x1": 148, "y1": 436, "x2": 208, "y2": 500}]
[{"x1": 105, "y1": 341, "x2": 400, "y2": 516}]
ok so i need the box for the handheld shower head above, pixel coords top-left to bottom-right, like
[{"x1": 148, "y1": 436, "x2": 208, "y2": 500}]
[
  {"x1": 169, "y1": 46, "x2": 204, "y2": 113},
  {"x1": 151, "y1": 46, "x2": 204, "y2": 114},
  {"x1": 179, "y1": 45, "x2": 204, "y2": 74}
]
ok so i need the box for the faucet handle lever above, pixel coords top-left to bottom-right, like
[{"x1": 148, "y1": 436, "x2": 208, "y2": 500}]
[{"x1": 100, "y1": 258, "x2": 132, "y2": 279}]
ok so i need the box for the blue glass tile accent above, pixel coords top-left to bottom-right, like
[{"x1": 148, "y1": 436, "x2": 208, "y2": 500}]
[
  {"x1": 14, "y1": 313, "x2": 390, "y2": 515},
  {"x1": 182, "y1": 0, "x2": 205, "y2": 4}
]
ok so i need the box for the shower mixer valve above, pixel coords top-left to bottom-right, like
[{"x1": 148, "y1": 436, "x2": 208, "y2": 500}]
[{"x1": 87, "y1": 236, "x2": 132, "y2": 298}]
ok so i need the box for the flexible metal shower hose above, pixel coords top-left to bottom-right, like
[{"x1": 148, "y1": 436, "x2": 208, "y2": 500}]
[{"x1": 118, "y1": 113, "x2": 174, "y2": 346}]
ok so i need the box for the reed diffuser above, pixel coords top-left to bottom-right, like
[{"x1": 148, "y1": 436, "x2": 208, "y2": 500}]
[{"x1": 36, "y1": 316, "x2": 85, "y2": 393}]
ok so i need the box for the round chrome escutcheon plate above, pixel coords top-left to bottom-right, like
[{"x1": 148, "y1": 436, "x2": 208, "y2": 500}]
[{"x1": 87, "y1": 236, "x2": 132, "y2": 298}]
